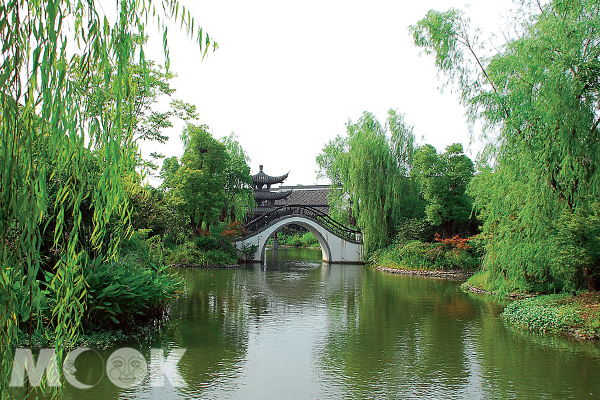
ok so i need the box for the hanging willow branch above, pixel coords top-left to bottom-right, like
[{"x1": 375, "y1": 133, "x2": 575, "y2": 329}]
[{"x1": 0, "y1": 1, "x2": 215, "y2": 397}]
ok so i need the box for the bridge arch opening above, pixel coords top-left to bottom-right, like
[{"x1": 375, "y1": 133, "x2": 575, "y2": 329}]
[
  {"x1": 235, "y1": 206, "x2": 364, "y2": 264},
  {"x1": 260, "y1": 221, "x2": 332, "y2": 263}
]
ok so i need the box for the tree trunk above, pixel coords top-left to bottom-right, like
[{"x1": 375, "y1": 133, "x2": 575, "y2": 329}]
[
  {"x1": 585, "y1": 266, "x2": 598, "y2": 291},
  {"x1": 190, "y1": 212, "x2": 199, "y2": 236}
]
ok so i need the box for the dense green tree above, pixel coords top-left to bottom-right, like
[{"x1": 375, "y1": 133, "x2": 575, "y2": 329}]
[
  {"x1": 219, "y1": 133, "x2": 255, "y2": 221},
  {"x1": 160, "y1": 156, "x2": 182, "y2": 190},
  {"x1": 317, "y1": 109, "x2": 421, "y2": 255},
  {"x1": 411, "y1": 0, "x2": 600, "y2": 292},
  {"x1": 0, "y1": 0, "x2": 214, "y2": 395},
  {"x1": 161, "y1": 130, "x2": 253, "y2": 236},
  {"x1": 167, "y1": 124, "x2": 229, "y2": 234},
  {"x1": 411, "y1": 143, "x2": 475, "y2": 238}
]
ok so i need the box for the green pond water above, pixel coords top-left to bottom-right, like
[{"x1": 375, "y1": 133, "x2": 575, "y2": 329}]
[{"x1": 53, "y1": 247, "x2": 600, "y2": 399}]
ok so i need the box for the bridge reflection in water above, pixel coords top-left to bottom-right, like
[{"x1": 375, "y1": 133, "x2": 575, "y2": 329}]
[{"x1": 234, "y1": 205, "x2": 364, "y2": 264}]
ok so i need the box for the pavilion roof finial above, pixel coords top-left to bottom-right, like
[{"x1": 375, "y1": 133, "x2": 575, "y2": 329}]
[{"x1": 252, "y1": 165, "x2": 290, "y2": 186}]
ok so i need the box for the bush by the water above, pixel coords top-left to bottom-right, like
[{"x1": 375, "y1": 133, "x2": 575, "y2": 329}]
[
  {"x1": 165, "y1": 225, "x2": 238, "y2": 266},
  {"x1": 83, "y1": 230, "x2": 183, "y2": 328},
  {"x1": 501, "y1": 295, "x2": 583, "y2": 334},
  {"x1": 371, "y1": 234, "x2": 481, "y2": 271}
]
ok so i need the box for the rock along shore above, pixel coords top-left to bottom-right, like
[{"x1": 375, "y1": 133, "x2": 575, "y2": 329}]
[
  {"x1": 170, "y1": 263, "x2": 241, "y2": 269},
  {"x1": 376, "y1": 266, "x2": 473, "y2": 280}
]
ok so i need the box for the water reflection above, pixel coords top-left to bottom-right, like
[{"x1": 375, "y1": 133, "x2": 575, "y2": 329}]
[{"x1": 53, "y1": 248, "x2": 600, "y2": 399}]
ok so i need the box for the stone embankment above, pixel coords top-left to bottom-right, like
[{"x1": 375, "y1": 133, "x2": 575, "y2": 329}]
[
  {"x1": 376, "y1": 266, "x2": 473, "y2": 280},
  {"x1": 461, "y1": 282, "x2": 532, "y2": 299},
  {"x1": 171, "y1": 263, "x2": 241, "y2": 269}
]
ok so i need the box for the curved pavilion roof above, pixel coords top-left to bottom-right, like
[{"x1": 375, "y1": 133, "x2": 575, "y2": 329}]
[
  {"x1": 253, "y1": 189, "x2": 293, "y2": 201},
  {"x1": 252, "y1": 165, "x2": 289, "y2": 185}
]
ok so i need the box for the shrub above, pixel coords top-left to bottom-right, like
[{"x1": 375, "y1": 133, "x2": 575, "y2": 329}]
[
  {"x1": 166, "y1": 235, "x2": 237, "y2": 266},
  {"x1": 373, "y1": 237, "x2": 480, "y2": 271},
  {"x1": 300, "y1": 232, "x2": 319, "y2": 247},
  {"x1": 84, "y1": 253, "x2": 182, "y2": 328},
  {"x1": 219, "y1": 240, "x2": 238, "y2": 260},
  {"x1": 195, "y1": 235, "x2": 220, "y2": 251},
  {"x1": 501, "y1": 295, "x2": 583, "y2": 334},
  {"x1": 166, "y1": 241, "x2": 206, "y2": 265},
  {"x1": 394, "y1": 218, "x2": 434, "y2": 243},
  {"x1": 239, "y1": 243, "x2": 258, "y2": 262},
  {"x1": 280, "y1": 233, "x2": 303, "y2": 247},
  {"x1": 222, "y1": 221, "x2": 246, "y2": 240},
  {"x1": 163, "y1": 228, "x2": 187, "y2": 248},
  {"x1": 434, "y1": 233, "x2": 471, "y2": 250},
  {"x1": 205, "y1": 249, "x2": 235, "y2": 265}
]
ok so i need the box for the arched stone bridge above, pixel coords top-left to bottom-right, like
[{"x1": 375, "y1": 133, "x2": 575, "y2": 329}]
[{"x1": 234, "y1": 205, "x2": 364, "y2": 264}]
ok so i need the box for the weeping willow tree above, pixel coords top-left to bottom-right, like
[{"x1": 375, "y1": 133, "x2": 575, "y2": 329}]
[
  {"x1": 220, "y1": 133, "x2": 255, "y2": 222},
  {"x1": 0, "y1": 0, "x2": 215, "y2": 396},
  {"x1": 411, "y1": 0, "x2": 600, "y2": 293},
  {"x1": 317, "y1": 109, "x2": 421, "y2": 256}
]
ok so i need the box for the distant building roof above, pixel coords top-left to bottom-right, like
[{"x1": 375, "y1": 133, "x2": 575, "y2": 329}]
[
  {"x1": 274, "y1": 185, "x2": 338, "y2": 208},
  {"x1": 254, "y1": 189, "x2": 293, "y2": 201}
]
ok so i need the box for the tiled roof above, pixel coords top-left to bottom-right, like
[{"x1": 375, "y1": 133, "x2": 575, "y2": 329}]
[
  {"x1": 252, "y1": 165, "x2": 289, "y2": 185},
  {"x1": 254, "y1": 189, "x2": 293, "y2": 200},
  {"x1": 274, "y1": 186, "x2": 333, "y2": 207}
]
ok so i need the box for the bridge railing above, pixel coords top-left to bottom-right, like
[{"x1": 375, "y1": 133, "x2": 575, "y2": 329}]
[{"x1": 242, "y1": 205, "x2": 362, "y2": 243}]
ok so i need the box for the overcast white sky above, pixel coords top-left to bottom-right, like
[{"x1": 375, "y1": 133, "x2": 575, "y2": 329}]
[{"x1": 134, "y1": 0, "x2": 517, "y2": 186}]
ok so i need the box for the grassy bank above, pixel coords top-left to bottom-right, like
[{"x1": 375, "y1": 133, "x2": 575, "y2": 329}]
[
  {"x1": 464, "y1": 269, "x2": 600, "y2": 340},
  {"x1": 501, "y1": 292, "x2": 600, "y2": 340},
  {"x1": 374, "y1": 234, "x2": 600, "y2": 341}
]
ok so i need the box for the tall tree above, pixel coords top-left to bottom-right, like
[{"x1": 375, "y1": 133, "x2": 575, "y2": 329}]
[
  {"x1": 411, "y1": 143, "x2": 475, "y2": 238},
  {"x1": 167, "y1": 124, "x2": 229, "y2": 234},
  {"x1": 316, "y1": 134, "x2": 352, "y2": 224},
  {"x1": 0, "y1": 0, "x2": 215, "y2": 394},
  {"x1": 317, "y1": 109, "x2": 421, "y2": 255},
  {"x1": 220, "y1": 133, "x2": 255, "y2": 222},
  {"x1": 411, "y1": 0, "x2": 600, "y2": 292}
]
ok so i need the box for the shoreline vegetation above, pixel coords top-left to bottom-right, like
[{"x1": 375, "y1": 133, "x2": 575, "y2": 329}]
[
  {"x1": 377, "y1": 264, "x2": 600, "y2": 341},
  {"x1": 309, "y1": 0, "x2": 600, "y2": 346}
]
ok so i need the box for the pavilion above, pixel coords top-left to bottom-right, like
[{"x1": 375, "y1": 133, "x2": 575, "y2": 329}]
[{"x1": 252, "y1": 165, "x2": 292, "y2": 207}]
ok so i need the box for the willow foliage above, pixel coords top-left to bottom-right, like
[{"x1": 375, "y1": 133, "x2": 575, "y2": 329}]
[
  {"x1": 412, "y1": 0, "x2": 600, "y2": 293},
  {"x1": 0, "y1": 1, "x2": 214, "y2": 396},
  {"x1": 220, "y1": 133, "x2": 255, "y2": 222},
  {"x1": 318, "y1": 110, "x2": 420, "y2": 256}
]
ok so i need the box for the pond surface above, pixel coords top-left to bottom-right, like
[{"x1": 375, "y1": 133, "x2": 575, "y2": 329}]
[{"x1": 60, "y1": 247, "x2": 600, "y2": 399}]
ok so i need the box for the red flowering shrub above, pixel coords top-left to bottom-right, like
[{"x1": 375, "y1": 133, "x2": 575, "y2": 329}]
[
  {"x1": 196, "y1": 228, "x2": 211, "y2": 236},
  {"x1": 434, "y1": 233, "x2": 472, "y2": 250}
]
